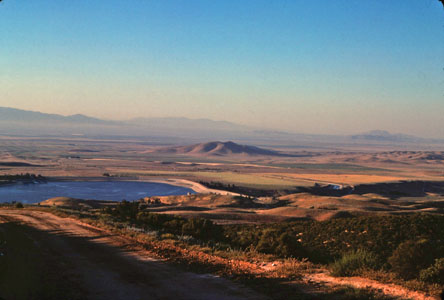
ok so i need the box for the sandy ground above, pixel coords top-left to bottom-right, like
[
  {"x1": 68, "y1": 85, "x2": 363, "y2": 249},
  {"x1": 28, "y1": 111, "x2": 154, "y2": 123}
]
[
  {"x1": 0, "y1": 210, "x2": 267, "y2": 300},
  {"x1": 149, "y1": 178, "x2": 240, "y2": 196}
]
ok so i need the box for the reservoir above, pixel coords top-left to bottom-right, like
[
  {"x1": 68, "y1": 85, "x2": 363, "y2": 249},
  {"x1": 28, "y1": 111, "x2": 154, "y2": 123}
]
[{"x1": 0, "y1": 181, "x2": 195, "y2": 204}]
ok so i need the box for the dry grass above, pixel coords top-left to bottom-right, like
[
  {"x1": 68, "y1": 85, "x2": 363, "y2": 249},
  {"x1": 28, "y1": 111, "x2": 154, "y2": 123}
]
[
  {"x1": 113, "y1": 169, "x2": 300, "y2": 189},
  {"x1": 271, "y1": 258, "x2": 314, "y2": 279},
  {"x1": 267, "y1": 173, "x2": 405, "y2": 185}
]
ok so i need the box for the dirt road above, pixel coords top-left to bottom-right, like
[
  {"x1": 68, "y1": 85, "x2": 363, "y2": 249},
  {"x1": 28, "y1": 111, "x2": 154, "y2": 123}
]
[
  {"x1": 0, "y1": 210, "x2": 267, "y2": 300},
  {"x1": 305, "y1": 272, "x2": 438, "y2": 300}
]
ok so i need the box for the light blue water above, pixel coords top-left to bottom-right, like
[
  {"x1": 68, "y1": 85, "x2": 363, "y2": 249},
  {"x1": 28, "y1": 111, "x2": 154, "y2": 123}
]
[{"x1": 0, "y1": 181, "x2": 195, "y2": 204}]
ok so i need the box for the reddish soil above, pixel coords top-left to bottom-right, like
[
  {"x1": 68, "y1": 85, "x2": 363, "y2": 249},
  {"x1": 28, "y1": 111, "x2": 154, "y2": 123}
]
[{"x1": 0, "y1": 210, "x2": 267, "y2": 300}]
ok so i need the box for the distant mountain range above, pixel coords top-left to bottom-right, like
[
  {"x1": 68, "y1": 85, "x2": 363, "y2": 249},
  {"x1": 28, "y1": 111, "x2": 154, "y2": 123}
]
[
  {"x1": 129, "y1": 117, "x2": 250, "y2": 132},
  {"x1": 351, "y1": 130, "x2": 428, "y2": 143},
  {"x1": 0, "y1": 107, "x2": 442, "y2": 147},
  {"x1": 0, "y1": 107, "x2": 117, "y2": 125},
  {"x1": 0, "y1": 106, "x2": 251, "y2": 141},
  {"x1": 152, "y1": 141, "x2": 282, "y2": 156}
]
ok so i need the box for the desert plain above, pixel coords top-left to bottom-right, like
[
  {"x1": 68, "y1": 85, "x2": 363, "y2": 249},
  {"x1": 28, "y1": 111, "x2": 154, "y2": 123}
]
[{"x1": 2, "y1": 136, "x2": 444, "y2": 222}]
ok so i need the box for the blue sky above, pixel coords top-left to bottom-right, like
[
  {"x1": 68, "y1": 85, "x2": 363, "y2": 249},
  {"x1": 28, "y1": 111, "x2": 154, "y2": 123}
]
[{"x1": 1, "y1": 0, "x2": 443, "y2": 137}]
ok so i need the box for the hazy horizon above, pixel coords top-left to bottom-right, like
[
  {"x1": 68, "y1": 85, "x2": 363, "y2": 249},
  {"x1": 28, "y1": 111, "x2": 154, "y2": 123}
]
[
  {"x1": 0, "y1": 105, "x2": 440, "y2": 141},
  {"x1": 1, "y1": 1, "x2": 444, "y2": 138}
]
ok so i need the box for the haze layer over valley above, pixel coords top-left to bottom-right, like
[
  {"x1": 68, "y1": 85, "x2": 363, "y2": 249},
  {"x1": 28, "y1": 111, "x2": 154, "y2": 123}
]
[{"x1": 2, "y1": 107, "x2": 444, "y2": 150}]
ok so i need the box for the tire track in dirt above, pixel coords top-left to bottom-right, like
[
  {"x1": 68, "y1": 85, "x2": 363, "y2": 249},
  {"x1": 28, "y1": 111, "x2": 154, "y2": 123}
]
[{"x1": 0, "y1": 210, "x2": 268, "y2": 300}]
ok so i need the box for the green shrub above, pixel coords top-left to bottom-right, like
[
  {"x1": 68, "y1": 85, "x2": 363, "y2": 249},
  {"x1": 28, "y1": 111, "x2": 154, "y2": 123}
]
[
  {"x1": 419, "y1": 258, "x2": 444, "y2": 284},
  {"x1": 255, "y1": 228, "x2": 279, "y2": 254},
  {"x1": 330, "y1": 249, "x2": 380, "y2": 277},
  {"x1": 224, "y1": 214, "x2": 444, "y2": 264},
  {"x1": 112, "y1": 200, "x2": 140, "y2": 220},
  {"x1": 15, "y1": 202, "x2": 24, "y2": 208},
  {"x1": 276, "y1": 232, "x2": 307, "y2": 258},
  {"x1": 181, "y1": 218, "x2": 222, "y2": 241},
  {"x1": 254, "y1": 229, "x2": 307, "y2": 258},
  {"x1": 388, "y1": 239, "x2": 437, "y2": 280}
]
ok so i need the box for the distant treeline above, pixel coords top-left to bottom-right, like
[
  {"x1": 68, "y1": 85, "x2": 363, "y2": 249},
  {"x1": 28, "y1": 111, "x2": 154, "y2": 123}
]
[
  {"x1": 198, "y1": 181, "x2": 298, "y2": 197},
  {"x1": 300, "y1": 180, "x2": 444, "y2": 199},
  {"x1": 201, "y1": 180, "x2": 444, "y2": 199},
  {"x1": 0, "y1": 173, "x2": 46, "y2": 183},
  {"x1": 0, "y1": 162, "x2": 37, "y2": 167}
]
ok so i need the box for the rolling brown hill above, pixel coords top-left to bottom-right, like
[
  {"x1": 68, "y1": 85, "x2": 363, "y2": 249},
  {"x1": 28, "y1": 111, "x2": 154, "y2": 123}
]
[{"x1": 152, "y1": 141, "x2": 282, "y2": 156}]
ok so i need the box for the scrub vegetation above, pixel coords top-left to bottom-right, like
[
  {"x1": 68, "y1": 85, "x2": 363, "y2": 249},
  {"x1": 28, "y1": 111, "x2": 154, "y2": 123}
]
[{"x1": 97, "y1": 201, "x2": 444, "y2": 295}]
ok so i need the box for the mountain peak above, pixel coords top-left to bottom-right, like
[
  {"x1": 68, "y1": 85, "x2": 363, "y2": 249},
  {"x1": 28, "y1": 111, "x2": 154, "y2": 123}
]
[
  {"x1": 351, "y1": 130, "x2": 421, "y2": 143},
  {"x1": 152, "y1": 141, "x2": 281, "y2": 156}
]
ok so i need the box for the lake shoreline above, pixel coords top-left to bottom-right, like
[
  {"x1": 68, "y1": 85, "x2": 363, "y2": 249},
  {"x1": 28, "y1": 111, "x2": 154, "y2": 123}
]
[
  {"x1": 43, "y1": 176, "x2": 238, "y2": 195},
  {"x1": 0, "y1": 180, "x2": 196, "y2": 204},
  {"x1": 0, "y1": 177, "x2": 236, "y2": 204}
]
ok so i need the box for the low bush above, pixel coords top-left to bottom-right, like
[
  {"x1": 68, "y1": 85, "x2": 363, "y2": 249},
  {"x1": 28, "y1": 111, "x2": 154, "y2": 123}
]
[
  {"x1": 104, "y1": 204, "x2": 444, "y2": 284},
  {"x1": 226, "y1": 214, "x2": 444, "y2": 263},
  {"x1": 330, "y1": 249, "x2": 380, "y2": 277},
  {"x1": 181, "y1": 218, "x2": 221, "y2": 241},
  {"x1": 255, "y1": 229, "x2": 307, "y2": 258},
  {"x1": 419, "y1": 258, "x2": 444, "y2": 284},
  {"x1": 105, "y1": 203, "x2": 222, "y2": 242},
  {"x1": 388, "y1": 239, "x2": 438, "y2": 280}
]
